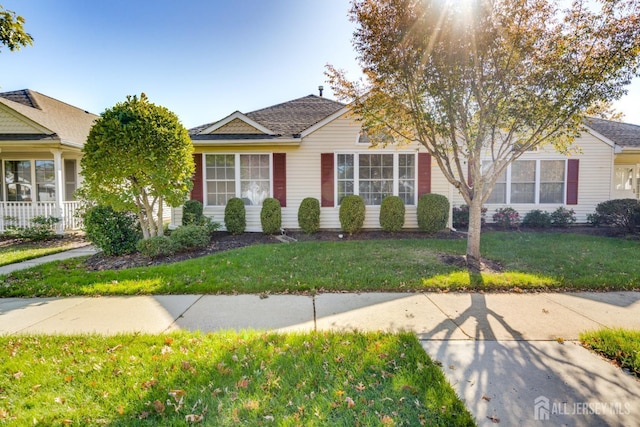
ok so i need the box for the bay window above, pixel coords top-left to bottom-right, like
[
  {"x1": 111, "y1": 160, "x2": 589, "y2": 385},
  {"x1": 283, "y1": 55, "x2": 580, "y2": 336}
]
[
  {"x1": 337, "y1": 153, "x2": 416, "y2": 205},
  {"x1": 205, "y1": 154, "x2": 271, "y2": 206}
]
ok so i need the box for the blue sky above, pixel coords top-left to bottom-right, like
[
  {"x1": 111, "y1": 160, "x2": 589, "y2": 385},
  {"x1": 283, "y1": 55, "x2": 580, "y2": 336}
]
[{"x1": 2, "y1": 0, "x2": 639, "y2": 128}]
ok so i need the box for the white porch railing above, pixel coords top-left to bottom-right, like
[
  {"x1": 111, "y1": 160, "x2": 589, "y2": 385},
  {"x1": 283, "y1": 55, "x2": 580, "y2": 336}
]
[{"x1": 0, "y1": 201, "x2": 82, "y2": 232}]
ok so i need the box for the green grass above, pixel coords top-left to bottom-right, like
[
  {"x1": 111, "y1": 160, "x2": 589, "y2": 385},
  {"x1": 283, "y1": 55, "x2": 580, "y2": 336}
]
[
  {"x1": 0, "y1": 241, "x2": 78, "y2": 267},
  {"x1": 0, "y1": 331, "x2": 474, "y2": 426},
  {"x1": 581, "y1": 329, "x2": 640, "y2": 376},
  {"x1": 0, "y1": 232, "x2": 638, "y2": 297}
]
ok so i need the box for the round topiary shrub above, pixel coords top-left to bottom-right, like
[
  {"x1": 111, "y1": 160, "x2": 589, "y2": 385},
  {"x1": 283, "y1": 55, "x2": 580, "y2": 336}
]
[
  {"x1": 136, "y1": 235, "x2": 176, "y2": 258},
  {"x1": 182, "y1": 199, "x2": 204, "y2": 226},
  {"x1": 224, "y1": 197, "x2": 246, "y2": 235},
  {"x1": 169, "y1": 224, "x2": 211, "y2": 251},
  {"x1": 83, "y1": 205, "x2": 141, "y2": 256},
  {"x1": 550, "y1": 206, "x2": 576, "y2": 227},
  {"x1": 492, "y1": 207, "x2": 520, "y2": 229},
  {"x1": 594, "y1": 199, "x2": 640, "y2": 233},
  {"x1": 417, "y1": 194, "x2": 449, "y2": 233},
  {"x1": 339, "y1": 195, "x2": 366, "y2": 235},
  {"x1": 298, "y1": 197, "x2": 320, "y2": 234},
  {"x1": 522, "y1": 209, "x2": 552, "y2": 228},
  {"x1": 379, "y1": 196, "x2": 405, "y2": 232},
  {"x1": 261, "y1": 198, "x2": 282, "y2": 235}
]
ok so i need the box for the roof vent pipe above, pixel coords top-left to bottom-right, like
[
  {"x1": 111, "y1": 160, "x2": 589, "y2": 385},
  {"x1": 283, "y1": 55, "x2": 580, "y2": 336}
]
[{"x1": 318, "y1": 85, "x2": 324, "y2": 97}]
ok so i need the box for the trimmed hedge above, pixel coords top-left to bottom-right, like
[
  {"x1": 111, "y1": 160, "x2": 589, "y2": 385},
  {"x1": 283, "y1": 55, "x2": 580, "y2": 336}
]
[
  {"x1": 417, "y1": 194, "x2": 449, "y2": 233},
  {"x1": 298, "y1": 197, "x2": 320, "y2": 234},
  {"x1": 170, "y1": 224, "x2": 211, "y2": 250},
  {"x1": 182, "y1": 200, "x2": 204, "y2": 226},
  {"x1": 339, "y1": 195, "x2": 366, "y2": 235},
  {"x1": 84, "y1": 205, "x2": 141, "y2": 256},
  {"x1": 261, "y1": 198, "x2": 282, "y2": 235},
  {"x1": 136, "y1": 236, "x2": 176, "y2": 258},
  {"x1": 522, "y1": 209, "x2": 551, "y2": 228},
  {"x1": 224, "y1": 197, "x2": 246, "y2": 235},
  {"x1": 593, "y1": 199, "x2": 640, "y2": 233},
  {"x1": 379, "y1": 196, "x2": 405, "y2": 232}
]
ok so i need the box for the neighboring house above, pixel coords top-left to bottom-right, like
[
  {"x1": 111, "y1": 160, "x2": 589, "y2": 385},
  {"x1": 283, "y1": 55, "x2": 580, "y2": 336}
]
[
  {"x1": 176, "y1": 93, "x2": 640, "y2": 232},
  {"x1": 0, "y1": 89, "x2": 97, "y2": 231}
]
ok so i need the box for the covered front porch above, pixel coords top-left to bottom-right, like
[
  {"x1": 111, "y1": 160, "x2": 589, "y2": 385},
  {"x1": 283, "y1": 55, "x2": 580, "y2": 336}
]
[
  {"x1": 613, "y1": 151, "x2": 640, "y2": 200},
  {"x1": 0, "y1": 148, "x2": 83, "y2": 232}
]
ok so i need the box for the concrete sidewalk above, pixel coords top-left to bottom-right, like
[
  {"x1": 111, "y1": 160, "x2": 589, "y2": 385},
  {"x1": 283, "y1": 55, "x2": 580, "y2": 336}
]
[
  {"x1": 0, "y1": 245, "x2": 98, "y2": 275},
  {"x1": 2, "y1": 291, "x2": 640, "y2": 425}
]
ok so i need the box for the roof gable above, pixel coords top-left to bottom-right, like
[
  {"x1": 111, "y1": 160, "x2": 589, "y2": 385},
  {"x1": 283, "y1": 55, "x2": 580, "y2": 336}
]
[
  {"x1": 190, "y1": 95, "x2": 346, "y2": 140},
  {"x1": 584, "y1": 117, "x2": 640, "y2": 148},
  {"x1": 0, "y1": 89, "x2": 98, "y2": 147},
  {"x1": 195, "y1": 111, "x2": 274, "y2": 136}
]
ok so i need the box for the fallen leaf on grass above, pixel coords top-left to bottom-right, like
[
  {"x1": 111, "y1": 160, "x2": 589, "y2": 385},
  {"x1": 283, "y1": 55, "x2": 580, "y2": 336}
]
[
  {"x1": 345, "y1": 396, "x2": 356, "y2": 408},
  {"x1": 185, "y1": 414, "x2": 203, "y2": 423},
  {"x1": 153, "y1": 400, "x2": 165, "y2": 414}
]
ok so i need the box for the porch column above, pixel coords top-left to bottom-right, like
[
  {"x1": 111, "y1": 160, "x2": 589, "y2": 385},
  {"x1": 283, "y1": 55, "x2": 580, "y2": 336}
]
[{"x1": 51, "y1": 149, "x2": 64, "y2": 234}]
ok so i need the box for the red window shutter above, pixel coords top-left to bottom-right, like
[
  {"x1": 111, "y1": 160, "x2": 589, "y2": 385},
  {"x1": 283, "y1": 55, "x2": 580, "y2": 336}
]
[
  {"x1": 190, "y1": 153, "x2": 203, "y2": 203},
  {"x1": 321, "y1": 153, "x2": 334, "y2": 207},
  {"x1": 566, "y1": 159, "x2": 579, "y2": 205},
  {"x1": 273, "y1": 153, "x2": 287, "y2": 207},
  {"x1": 417, "y1": 153, "x2": 432, "y2": 197}
]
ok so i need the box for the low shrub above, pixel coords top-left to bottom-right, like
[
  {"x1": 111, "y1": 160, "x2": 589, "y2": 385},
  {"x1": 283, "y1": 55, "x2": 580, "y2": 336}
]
[
  {"x1": 224, "y1": 197, "x2": 246, "y2": 235},
  {"x1": 593, "y1": 199, "x2": 640, "y2": 233},
  {"x1": 379, "y1": 196, "x2": 405, "y2": 232},
  {"x1": 298, "y1": 197, "x2": 320, "y2": 234},
  {"x1": 169, "y1": 224, "x2": 211, "y2": 251},
  {"x1": 339, "y1": 195, "x2": 365, "y2": 235},
  {"x1": 2, "y1": 216, "x2": 61, "y2": 241},
  {"x1": 550, "y1": 207, "x2": 576, "y2": 227},
  {"x1": 452, "y1": 205, "x2": 487, "y2": 229},
  {"x1": 260, "y1": 198, "x2": 282, "y2": 235},
  {"x1": 492, "y1": 207, "x2": 520, "y2": 229},
  {"x1": 84, "y1": 206, "x2": 140, "y2": 256},
  {"x1": 182, "y1": 200, "x2": 204, "y2": 226},
  {"x1": 586, "y1": 212, "x2": 602, "y2": 227},
  {"x1": 522, "y1": 210, "x2": 551, "y2": 228},
  {"x1": 417, "y1": 194, "x2": 449, "y2": 233},
  {"x1": 136, "y1": 236, "x2": 176, "y2": 258}
]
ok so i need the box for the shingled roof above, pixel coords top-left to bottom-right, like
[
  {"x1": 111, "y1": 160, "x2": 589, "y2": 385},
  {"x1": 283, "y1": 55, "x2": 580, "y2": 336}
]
[
  {"x1": 192, "y1": 94, "x2": 346, "y2": 138},
  {"x1": 0, "y1": 89, "x2": 98, "y2": 147},
  {"x1": 585, "y1": 117, "x2": 640, "y2": 149}
]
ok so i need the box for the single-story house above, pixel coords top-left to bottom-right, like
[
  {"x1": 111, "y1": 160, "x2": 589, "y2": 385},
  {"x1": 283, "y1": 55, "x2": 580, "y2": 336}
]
[
  {"x1": 173, "y1": 93, "x2": 640, "y2": 232},
  {"x1": 0, "y1": 89, "x2": 97, "y2": 231}
]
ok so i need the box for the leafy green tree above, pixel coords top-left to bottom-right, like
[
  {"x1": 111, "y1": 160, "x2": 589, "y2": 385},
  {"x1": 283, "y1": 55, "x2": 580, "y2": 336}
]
[
  {"x1": 0, "y1": 5, "x2": 32, "y2": 53},
  {"x1": 81, "y1": 94, "x2": 194, "y2": 238},
  {"x1": 328, "y1": 0, "x2": 640, "y2": 271}
]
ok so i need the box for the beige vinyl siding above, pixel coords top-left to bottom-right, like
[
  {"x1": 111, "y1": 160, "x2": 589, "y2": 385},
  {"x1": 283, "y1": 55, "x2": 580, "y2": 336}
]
[
  {"x1": 210, "y1": 118, "x2": 264, "y2": 135},
  {"x1": 450, "y1": 134, "x2": 614, "y2": 223},
  {"x1": 184, "y1": 113, "x2": 452, "y2": 231},
  {"x1": 0, "y1": 109, "x2": 42, "y2": 134}
]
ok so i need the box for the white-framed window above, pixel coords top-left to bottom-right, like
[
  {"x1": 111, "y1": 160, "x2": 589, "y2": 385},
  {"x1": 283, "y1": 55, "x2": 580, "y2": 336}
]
[
  {"x1": 4, "y1": 160, "x2": 57, "y2": 202},
  {"x1": 486, "y1": 159, "x2": 566, "y2": 204},
  {"x1": 336, "y1": 152, "x2": 416, "y2": 205},
  {"x1": 205, "y1": 154, "x2": 271, "y2": 206}
]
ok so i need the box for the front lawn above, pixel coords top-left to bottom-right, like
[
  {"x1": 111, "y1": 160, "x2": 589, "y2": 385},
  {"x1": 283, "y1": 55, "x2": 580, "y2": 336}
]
[
  {"x1": 581, "y1": 328, "x2": 640, "y2": 376},
  {"x1": 0, "y1": 232, "x2": 638, "y2": 297},
  {"x1": 0, "y1": 239, "x2": 80, "y2": 267},
  {"x1": 0, "y1": 331, "x2": 474, "y2": 426}
]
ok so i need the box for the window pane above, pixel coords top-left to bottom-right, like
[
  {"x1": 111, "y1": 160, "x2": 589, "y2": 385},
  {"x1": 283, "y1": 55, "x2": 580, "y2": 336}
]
[
  {"x1": 64, "y1": 159, "x2": 77, "y2": 201},
  {"x1": 5, "y1": 160, "x2": 31, "y2": 202},
  {"x1": 487, "y1": 183, "x2": 506, "y2": 204},
  {"x1": 540, "y1": 160, "x2": 565, "y2": 203},
  {"x1": 359, "y1": 154, "x2": 393, "y2": 205},
  {"x1": 510, "y1": 161, "x2": 535, "y2": 203},
  {"x1": 206, "y1": 155, "x2": 235, "y2": 206},
  {"x1": 35, "y1": 160, "x2": 55, "y2": 202},
  {"x1": 240, "y1": 154, "x2": 270, "y2": 205},
  {"x1": 337, "y1": 154, "x2": 354, "y2": 204},
  {"x1": 399, "y1": 154, "x2": 415, "y2": 205}
]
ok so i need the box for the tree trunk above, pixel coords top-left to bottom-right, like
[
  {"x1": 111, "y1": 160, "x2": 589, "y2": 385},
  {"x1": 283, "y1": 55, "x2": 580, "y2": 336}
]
[
  {"x1": 466, "y1": 197, "x2": 484, "y2": 272},
  {"x1": 157, "y1": 198, "x2": 164, "y2": 237}
]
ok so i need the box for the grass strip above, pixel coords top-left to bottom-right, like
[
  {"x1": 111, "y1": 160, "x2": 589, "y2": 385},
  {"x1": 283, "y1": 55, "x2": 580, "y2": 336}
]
[
  {"x1": 580, "y1": 328, "x2": 640, "y2": 376},
  {"x1": 0, "y1": 232, "x2": 638, "y2": 297},
  {"x1": 0, "y1": 331, "x2": 474, "y2": 426},
  {"x1": 0, "y1": 242, "x2": 78, "y2": 267}
]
